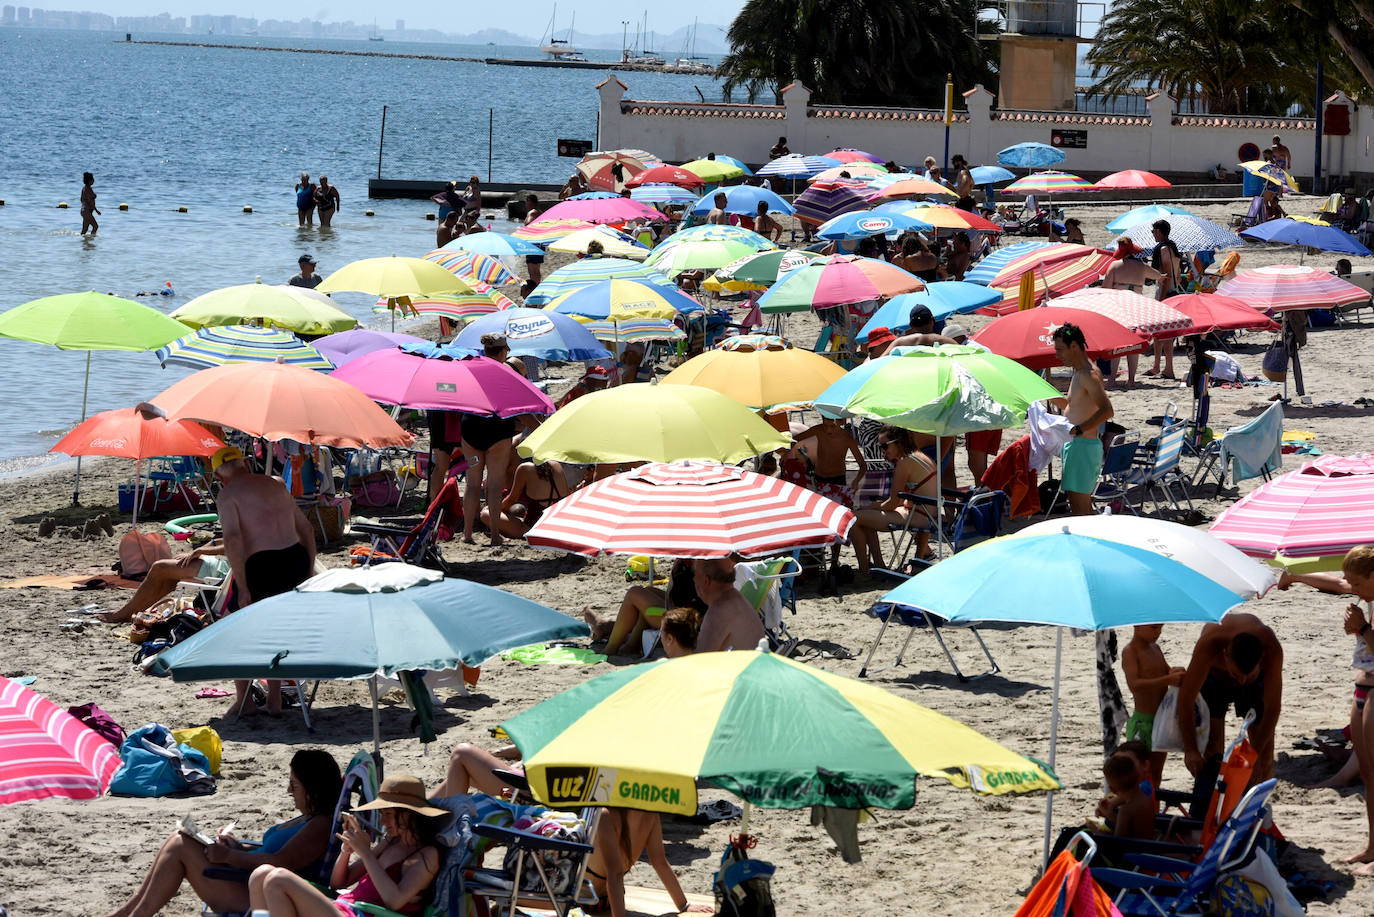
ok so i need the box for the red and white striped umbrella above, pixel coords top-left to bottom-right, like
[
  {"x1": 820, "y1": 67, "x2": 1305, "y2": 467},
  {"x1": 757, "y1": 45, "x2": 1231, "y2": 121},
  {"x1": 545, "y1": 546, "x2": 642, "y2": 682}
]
[
  {"x1": 1055, "y1": 288, "x2": 1195, "y2": 339},
  {"x1": 1, "y1": 678, "x2": 120, "y2": 806},
  {"x1": 525, "y1": 460, "x2": 856, "y2": 558},
  {"x1": 1215, "y1": 264, "x2": 1369, "y2": 312},
  {"x1": 1210, "y1": 454, "x2": 1374, "y2": 561},
  {"x1": 976, "y1": 245, "x2": 1116, "y2": 316}
]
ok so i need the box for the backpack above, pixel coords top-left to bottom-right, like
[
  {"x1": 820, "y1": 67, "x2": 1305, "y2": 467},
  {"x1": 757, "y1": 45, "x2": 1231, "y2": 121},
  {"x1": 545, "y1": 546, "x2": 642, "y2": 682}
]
[
  {"x1": 108, "y1": 723, "x2": 216, "y2": 797},
  {"x1": 117, "y1": 530, "x2": 172, "y2": 579},
  {"x1": 67, "y1": 702, "x2": 125, "y2": 747},
  {"x1": 714, "y1": 838, "x2": 775, "y2": 917}
]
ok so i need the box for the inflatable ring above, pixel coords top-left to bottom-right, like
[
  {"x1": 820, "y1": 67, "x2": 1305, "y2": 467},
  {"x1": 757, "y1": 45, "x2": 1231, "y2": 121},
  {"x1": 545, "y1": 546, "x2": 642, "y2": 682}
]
[{"x1": 165, "y1": 513, "x2": 218, "y2": 536}]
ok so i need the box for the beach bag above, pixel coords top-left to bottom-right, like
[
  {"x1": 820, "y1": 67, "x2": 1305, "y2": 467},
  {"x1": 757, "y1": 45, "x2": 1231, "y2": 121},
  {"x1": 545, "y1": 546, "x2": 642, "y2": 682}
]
[
  {"x1": 714, "y1": 839, "x2": 775, "y2": 917},
  {"x1": 117, "y1": 530, "x2": 172, "y2": 579},
  {"x1": 172, "y1": 725, "x2": 222, "y2": 776},
  {"x1": 67, "y1": 702, "x2": 125, "y2": 747},
  {"x1": 501, "y1": 813, "x2": 586, "y2": 896},
  {"x1": 352, "y1": 470, "x2": 401, "y2": 508},
  {"x1": 1260, "y1": 340, "x2": 1288, "y2": 383},
  {"x1": 1151, "y1": 687, "x2": 1210, "y2": 753},
  {"x1": 108, "y1": 723, "x2": 216, "y2": 797}
]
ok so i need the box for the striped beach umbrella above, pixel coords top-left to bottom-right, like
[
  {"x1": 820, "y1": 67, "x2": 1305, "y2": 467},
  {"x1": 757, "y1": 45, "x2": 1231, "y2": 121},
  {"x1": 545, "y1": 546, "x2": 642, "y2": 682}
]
[
  {"x1": 547, "y1": 279, "x2": 702, "y2": 321},
  {"x1": 1, "y1": 678, "x2": 120, "y2": 805},
  {"x1": 1002, "y1": 171, "x2": 1094, "y2": 194},
  {"x1": 871, "y1": 176, "x2": 958, "y2": 201},
  {"x1": 811, "y1": 163, "x2": 890, "y2": 184},
  {"x1": 972, "y1": 245, "x2": 1115, "y2": 315},
  {"x1": 965, "y1": 241, "x2": 1056, "y2": 285},
  {"x1": 756, "y1": 154, "x2": 842, "y2": 179},
  {"x1": 681, "y1": 158, "x2": 746, "y2": 183},
  {"x1": 525, "y1": 258, "x2": 676, "y2": 307},
  {"x1": 1216, "y1": 264, "x2": 1370, "y2": 312},
  {"x1": 879, "y1": 202, "x2": 1002, "y2": 233},
  {"x1": 581, "y1": 317, "x2": 685, "y2": 344},
  {"x1": 577, "y1": 149, "x2": 661, "y2": 191},
  {"x1": 792, "y1": 180, "x2": 873, "y2": 225},
  {"x1": 502, "y1": 650, "x2": 1059, "y2": 817},
  {"x1": 1113, "y1": 214, "x2": 1244, "y2": 253},
  {"x1": 629, "y1": 183, "x2": 700, "y2": 206},
  {"x1": 444, "y1": 231, "x2": 543, "y2": 257},
  {"x1": 759, "y1": 255, "x2": 925, "y2": 314},
  {"x1": 155, "y1": 325, "x2": 332, "y2": 371},
  {"x1": 373, "y1": 286, "x2": 517, "y2": 321},
  {"x1": 513, "y1": 218, "x2": 598, "y2": 244},
  {"x1": 1211, "y1": 455, "x2": 1374, "y2": 566},
  {"x1": 1054, "y1": 288, "x2": 1196, "y2": 339},
  {"x1": 423, "y1": 248, "x2": 518, "y2": 286},
  {"x1": 526, "y1": 460, "x2": 854, "y2": 557},
  {"x1": 646, "y1": 235, "x2": 777, "y2": 278},
  {"x1": 826, "y1": 148, "x2": 885, "y2": 164}
]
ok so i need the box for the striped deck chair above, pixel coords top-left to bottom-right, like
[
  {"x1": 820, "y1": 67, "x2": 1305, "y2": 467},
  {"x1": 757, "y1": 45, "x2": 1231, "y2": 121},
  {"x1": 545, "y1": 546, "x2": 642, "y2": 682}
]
[{"x1": 1123, "y1": 419, "x2": 1192, "y2": 516}]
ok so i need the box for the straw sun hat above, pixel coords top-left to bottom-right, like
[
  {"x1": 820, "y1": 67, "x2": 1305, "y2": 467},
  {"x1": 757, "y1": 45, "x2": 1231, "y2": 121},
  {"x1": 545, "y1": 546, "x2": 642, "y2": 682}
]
[{"x1": 353, "y1": 775, "x2": 448, "y2": 818}]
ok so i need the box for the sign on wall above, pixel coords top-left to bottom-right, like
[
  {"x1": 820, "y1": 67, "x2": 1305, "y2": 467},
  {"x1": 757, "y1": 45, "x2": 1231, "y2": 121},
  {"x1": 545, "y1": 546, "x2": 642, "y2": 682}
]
[{"x1": 1050, "y1": 129, "x2": 1087, "y2": 149}]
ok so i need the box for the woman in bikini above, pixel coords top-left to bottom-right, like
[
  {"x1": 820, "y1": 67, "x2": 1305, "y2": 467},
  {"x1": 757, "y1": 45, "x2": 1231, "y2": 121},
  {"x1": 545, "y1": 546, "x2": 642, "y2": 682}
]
[
  {"x1": 249, "y1": 775, "x2": 442, "y2": 916},
  {"x1": 585, "y1": 559, "x2": 707, "y2": 656},
  {"x1": 586, "y1": 809, "x2": 712, "y2": 917},
  {"x1": 849, "y1": 427, "x2": 940, "y2": 575},
  {"x1": 480, "y1": 459, "x2": 567, "y2": 539},
  {"x1": 313, "y1": 176, "x2": 340, "y2": 229},
  {"x1": 80, "y1": 171, "x2": 100, "y2": 235}
]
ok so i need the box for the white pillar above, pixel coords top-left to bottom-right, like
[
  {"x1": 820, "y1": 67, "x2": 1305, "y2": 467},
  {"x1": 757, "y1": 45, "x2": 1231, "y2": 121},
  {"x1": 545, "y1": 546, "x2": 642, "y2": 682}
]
[
  {"x1": 595, "y1": 74, "x2": 628, "y2": 151},
  {"x1": 781, "y1": 81, "x2": 812, "y2": 156},
  {"x1": 1145, "y1": 92, "x2": 1176, "y2": 175},
  {"x1": 965, "y1": 84, "x2": 995, "y2": 167}
]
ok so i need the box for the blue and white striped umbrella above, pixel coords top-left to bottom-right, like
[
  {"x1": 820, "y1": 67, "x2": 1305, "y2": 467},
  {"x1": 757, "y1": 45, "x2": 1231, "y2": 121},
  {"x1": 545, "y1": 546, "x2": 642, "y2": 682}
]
[
  {"x1": 525, "y1": 257, "x2": 677, "y2": 306},
  {"x1": 630, "y1": 183, "x2": 700, "y2": 205},
  {"x1": 964, "y1": 241, "x2": 1056, "y2": 286},
  {"x1": 156, "y1": 325, "x2": 332, "y2": 371},
  {"x1": 816, "y1": 211, "x2": 933, "y2": 241},
  {"x1": 756, "y1": 154, "x2": 842, "y2": 179},
  {"x1": 1113, "y1": 214, "x2": 1244, "y2": 253}
]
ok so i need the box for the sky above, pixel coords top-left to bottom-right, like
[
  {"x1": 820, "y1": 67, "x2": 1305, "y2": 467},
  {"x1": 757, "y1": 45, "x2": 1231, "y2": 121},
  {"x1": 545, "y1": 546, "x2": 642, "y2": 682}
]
[{"x1": 68, "y1": 0, "x2": 749, "y2": 34}]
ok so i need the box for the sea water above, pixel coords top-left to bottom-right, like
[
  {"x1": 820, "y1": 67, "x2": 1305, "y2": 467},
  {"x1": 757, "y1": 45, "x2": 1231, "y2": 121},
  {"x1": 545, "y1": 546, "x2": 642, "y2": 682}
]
[{"x1": 0, "y1": 29, "x2": 721, "y2": 466}]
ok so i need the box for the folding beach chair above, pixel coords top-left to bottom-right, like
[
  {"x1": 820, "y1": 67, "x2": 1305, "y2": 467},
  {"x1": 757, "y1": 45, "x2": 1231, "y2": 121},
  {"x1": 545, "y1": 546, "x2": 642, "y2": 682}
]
[
  {"x1": 1231, "y1": 196, "x2": 1265, "y2": 229},
  {"x1": 1014, "y1": 833, "x2": 1118, "y2": 917},
  {"x1": 350, "y1": 476, "x2": 460, "y2": 574},
  {"x1": 1193, "y1": 402, "x2": 1283, "y2": 491},
  {"x1": 737, "y1": 555, "x2": 802, "y2": 656},
  {"x1": 1123, "y1": 420, "x2": 1192, "y2": 516},
  {"x1": 1048, "y1": 432, "x2": 1142, "y2": 517}
]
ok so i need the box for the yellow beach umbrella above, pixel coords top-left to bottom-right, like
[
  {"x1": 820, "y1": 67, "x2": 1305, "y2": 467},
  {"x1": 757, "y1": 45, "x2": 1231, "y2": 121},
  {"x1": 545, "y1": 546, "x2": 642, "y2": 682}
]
[
  {"x1": 517, "y1": 383, "x2": 788, "y2": 464},
  {"x1": 681, "y1": 158, "x2": 746, "y2": 183},
  {"x1": 661, "y1": 338, "x2": 847, "y2": 411},
  {"x1": 318, "y1": 256, "x2": 474, "y2": 329},
  {"x1": 547, "y1": 226, "x2": 651, "y2": 260},
  {"x1": 170, "y1": 283, "x2": 358, "y2": 335}
]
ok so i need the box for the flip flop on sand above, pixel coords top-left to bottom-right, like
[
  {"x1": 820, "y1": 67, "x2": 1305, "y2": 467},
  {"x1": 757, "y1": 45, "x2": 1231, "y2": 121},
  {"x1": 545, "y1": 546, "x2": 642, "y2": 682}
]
[{"x1": 195, "y1": 686, "x2": 232, "y2": 698}]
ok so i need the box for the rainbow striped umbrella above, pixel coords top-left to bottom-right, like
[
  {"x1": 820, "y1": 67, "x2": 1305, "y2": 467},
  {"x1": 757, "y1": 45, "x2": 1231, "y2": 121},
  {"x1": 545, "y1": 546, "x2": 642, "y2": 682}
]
[
  {"x1": 422, "y1": 248, "x2": 518, "y2": 286},
  {"x1": 967, "y1": 244, "x2": 1114, "y2": 315},
  {"x1": 1211, "y1": 455, "x2": 1374, "y2": 567},
  {"x1": 792, "y1": 180, "x2": 873, "y2": 225},
  {"x1": 826, "y1": 148, "x2": 885, "y2": 164},
  {"x1": 525, "y1": 258, "x2": 676, "y2": 307},
  {"x1": 1054, "y1": 288, "x2": 1195, "y2": 339},
  {"x1": 513, "y1": 218, "x2": 598, "y2": 244},
  {"x1": 374, "y1": 286, "x2": 517, "y2": 321},
  {"x1": 759, "y1": 255, "x2": 924, "y2": 314},
  {"x1": 1002, "y1": 171, "x2": 1095, "y2": 194},
  {"x1": 629, "y1": 183, "x2": 700, "y2": 205},
  {"x1": 155, "y1": 325, "x2": 332, "y2": 371},
  {"x1": 581, "y1": 317, "x2": 685, "y2": 344},
  {"x1": 681, "y1": 158, "x2": 746, "y2": 183},
  {"x1": 1216, "y1": 264, "x2": 1370, "y2": 312},
  {"x1": 1, "y1": 678, "x2": 120, "y2": 806},
  {"x1": 757, "y1": 154, "x2": 842, "y2": 179}
]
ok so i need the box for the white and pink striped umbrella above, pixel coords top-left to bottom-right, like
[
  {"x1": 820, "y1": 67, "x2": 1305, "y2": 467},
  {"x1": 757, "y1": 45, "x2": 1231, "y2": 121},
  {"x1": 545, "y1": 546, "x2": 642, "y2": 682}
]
[
  {"x1": 1210, "y1": 454, "x2": 1374, "y2": 561},
  {"x1": 1055, "y1": 288, "x2": 1195, "y2": 339},
  {"x1": 1215, "y1": 264, "x2": 1369, "y2": 312},
  {"x1": 1, "y1": 678, "x2": 120, "y2": 806},
  {"x1": 525, "y1": 460, "x2": 856, "y2": 558}
]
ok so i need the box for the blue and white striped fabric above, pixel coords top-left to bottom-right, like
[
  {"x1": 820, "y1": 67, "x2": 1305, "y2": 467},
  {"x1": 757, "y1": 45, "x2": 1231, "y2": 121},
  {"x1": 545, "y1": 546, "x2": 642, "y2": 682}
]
[
  {"x1": 630, "y1": 183, "x2": 699, "y2": 205},
  {"x1": 964, "y1": 241, "x2": 1055, "y2": 286},
  {"x1": 156, "y1": 325, "x2": 332, "y2": 371},
  {"x1": 756, "y1": 154, "x2": 842, "y2": 179}
]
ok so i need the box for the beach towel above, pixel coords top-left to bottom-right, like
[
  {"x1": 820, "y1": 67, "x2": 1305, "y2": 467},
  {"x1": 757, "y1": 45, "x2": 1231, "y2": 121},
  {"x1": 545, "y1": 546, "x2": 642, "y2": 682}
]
[
  {"x1": 1221, "y1": 402, "x2": 1284, "y2": 484},
  {"x1": 1095, "y1": 631, "x2": 1129, "y2": 759},
  {"x1": 500, "y1": 644, "x2": 606, "y2": 666},
  {"x1": 0, "y1": 573, "x2": 140, "y2": 590},
  {"x1": 1028, "y1": 401, "x2": 1074, "y2": 472}
]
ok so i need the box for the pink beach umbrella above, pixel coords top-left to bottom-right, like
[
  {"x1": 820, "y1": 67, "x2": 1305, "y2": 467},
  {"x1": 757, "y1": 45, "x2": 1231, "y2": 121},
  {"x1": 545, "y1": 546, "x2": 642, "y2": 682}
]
[
  {"x1": 825, "y1": 148, "x2": 885, "y2": 164},
  {"x1": 1054, "y1": 288, "x2": 1195, "y2": 340},
  {"x1": 331, "y1": 350, "x2": 554, "y2": 416},
  {"x1": 537, "y1": 197, "x2": 669, "y2": 225},
  {"x1": 1216, "y1": 264, "x2": 1369, "y2": 312},
  {"x1": 1210, "y1": 454, "x2": 1374, "y2": 564},
  {"x1": 0, "y1": 678, "x2": 121, "y2": 806}
]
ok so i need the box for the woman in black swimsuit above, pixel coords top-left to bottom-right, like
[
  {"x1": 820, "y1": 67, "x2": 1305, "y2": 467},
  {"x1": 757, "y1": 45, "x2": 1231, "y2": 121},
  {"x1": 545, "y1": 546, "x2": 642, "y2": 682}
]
[
  {"x1": 479, "y1": 459, "x2": 566, "y2": 539},
  {"x1": 459, "y1": 411, "x2": 517, "y2": 546},
  {"x1": 313, "y1": 176, "x2": 340, "y2": 228}
]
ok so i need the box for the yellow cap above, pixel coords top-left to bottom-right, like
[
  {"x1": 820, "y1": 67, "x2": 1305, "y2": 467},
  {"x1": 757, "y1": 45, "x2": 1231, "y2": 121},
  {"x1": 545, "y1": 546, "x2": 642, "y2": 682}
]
[{"x1": 209, "y1": 445, "x2": 245, "y2": 472}]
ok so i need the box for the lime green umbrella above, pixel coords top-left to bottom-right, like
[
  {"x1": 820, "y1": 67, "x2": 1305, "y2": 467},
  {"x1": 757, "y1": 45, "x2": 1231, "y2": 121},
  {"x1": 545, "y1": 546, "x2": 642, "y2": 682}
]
[{"x1": 0, "y1": 291, "x2": 191, "y2": 503}]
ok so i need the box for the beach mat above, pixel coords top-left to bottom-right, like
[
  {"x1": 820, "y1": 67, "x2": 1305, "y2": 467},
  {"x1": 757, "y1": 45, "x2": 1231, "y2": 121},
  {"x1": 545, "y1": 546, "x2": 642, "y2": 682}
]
[
  {"x1": 0, "y1": 572, "x2": 139, "y2": 590},
  {"x1": 518, "y1": 885, "x2": 713, "y2": 917}
]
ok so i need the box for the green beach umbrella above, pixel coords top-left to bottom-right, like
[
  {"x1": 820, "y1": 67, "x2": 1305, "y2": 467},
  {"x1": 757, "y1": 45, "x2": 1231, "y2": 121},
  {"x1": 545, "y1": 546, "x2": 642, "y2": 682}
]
[
  {"x1": 0, "y1": 291, "x2": 191, "y2": 503},
  {"x1": 681, "y1": 158, "x2": 747, "y2": 183},
  {"x1": 645, "y1": 235, "x2": 777, "y2": 278},
  {"x1": 502, "y1": 650, "x2": 1058, "y2": 819},
  {"x1": 169, "y1": 282, "x2": 358, "y2": 335}
]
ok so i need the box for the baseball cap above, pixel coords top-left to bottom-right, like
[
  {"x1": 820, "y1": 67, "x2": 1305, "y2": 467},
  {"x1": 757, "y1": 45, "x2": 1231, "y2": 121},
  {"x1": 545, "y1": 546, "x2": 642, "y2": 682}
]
[
  {"x1": 866, "y1": 326, "x2": 897, "y2": 348},
  {"x1": 942, "y1": 322, "x2": 968, "y2": 341},
  {"x1": 298, "y1": 254, "x2": 316, "y2": 265},
  {"x1": 210, "y1": 445, "x2": 245, "y2": 473},
  {"x1": 907, "y1": 304, "x2": 935, "y2": 327}
]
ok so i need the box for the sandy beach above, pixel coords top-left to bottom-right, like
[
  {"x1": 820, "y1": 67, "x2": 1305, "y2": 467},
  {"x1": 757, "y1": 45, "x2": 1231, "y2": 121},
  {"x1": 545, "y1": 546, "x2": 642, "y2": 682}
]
[{"x1": 2, "y1": 197, "x2": 1374, "y2": 915}]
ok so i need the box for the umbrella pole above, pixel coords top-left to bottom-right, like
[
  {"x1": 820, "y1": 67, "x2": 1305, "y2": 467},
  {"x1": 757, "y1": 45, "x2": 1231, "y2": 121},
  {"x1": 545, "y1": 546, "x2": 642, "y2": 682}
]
[
  {"x1": 1041, "y1": 626, "x2": 1063, "y2": 872},
  {"x1": 73, "y1": 351, "x2": 92, "y2": 505},
  {"x1": 132, "y1": 458, "x2": 141, "y2": 529},
  {"x1": 740, "y1": 799, "x2": 751, "y2": 835},
  {"x1": 935, "y1": 435, "x2": 945, "y2": 559},
  {"x1": 370, "y1": 675, "x2": 381, "y2": 756}
]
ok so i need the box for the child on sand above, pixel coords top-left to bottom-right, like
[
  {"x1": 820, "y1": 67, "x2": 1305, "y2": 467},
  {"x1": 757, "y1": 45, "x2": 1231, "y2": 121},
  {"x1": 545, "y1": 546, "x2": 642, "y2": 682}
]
[
  {"x1": 1101, "y1": 753, "x2": 1155, "y2": 839},
  {"x1": 1122, "y1": 623, "x2": 1186, "y2": 788}
]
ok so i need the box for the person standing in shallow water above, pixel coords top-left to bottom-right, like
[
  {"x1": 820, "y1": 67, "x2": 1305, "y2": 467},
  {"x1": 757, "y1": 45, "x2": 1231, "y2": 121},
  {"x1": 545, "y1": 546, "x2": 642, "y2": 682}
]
[
  {"x1": 80, "y1": 172, "x2": 100, "y2": 235},
  {"x1": 313, "y1": 176, "x2": 340, "y2": 229}
]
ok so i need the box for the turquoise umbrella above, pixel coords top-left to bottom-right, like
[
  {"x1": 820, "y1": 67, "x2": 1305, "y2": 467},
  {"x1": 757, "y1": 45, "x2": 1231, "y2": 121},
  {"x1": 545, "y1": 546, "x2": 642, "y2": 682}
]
[
  {"x1": 1104, "y1": 204, "x2": 1196, "y2": 234},
  {"x1": 151, "y1": 565, "x2": 590, "y2": 751},
  {"x1": 855, "y1": 284, "x2": 1003, "y2": 342},
  {"x1": 879, "y1": 531, "x2": 1244, "y2": 865}
]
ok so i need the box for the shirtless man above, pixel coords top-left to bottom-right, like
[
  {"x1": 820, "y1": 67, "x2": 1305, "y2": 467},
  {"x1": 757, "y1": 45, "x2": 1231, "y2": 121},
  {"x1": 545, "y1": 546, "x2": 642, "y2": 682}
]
[
  {"x1": 693, "y1": 557, "x2": 765, "y2": 653},
  {"x1": 1148, "y1": 221, "x2": 1182, "y2": 378},
  {"x1": 1051, "y1": 323, "x2": 1114, "y2": 516},
  {"x1": 705, "y1": 192, "x2": 729, "y2": 226},
  {"x1": 950, "y1": 154, "x2": 976, "y2": 211},
  {"x1": 891, "y1": 304, "x2": 959, "y2": 348},
  {"x1": 1101, "y1": 239, "x2": 1162, "y2": 385},
  {"x1": 1176, "y1": 613, "x2": 1283, "y2": 784},
  {"x1": 795, "y1": 417, "x2": 867, "y2": 567},
  {"x1": 435, "y1": 211, "x2": 461, "y2": 249},
  {"x1": 214, "y1": 446, "x2": 317, "y2": 717},
  {"x1": 754, "y1": 201, "x2": 783, "y2": 243},
  {"x1": 1269, "y1": 135, "x2": 1292, "y2": 172}
]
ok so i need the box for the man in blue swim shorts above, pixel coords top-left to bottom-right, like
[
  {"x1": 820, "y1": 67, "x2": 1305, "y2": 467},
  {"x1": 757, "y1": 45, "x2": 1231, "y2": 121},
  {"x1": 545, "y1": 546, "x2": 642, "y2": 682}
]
[{"x1": 1053, "y1": 322, "x2": 1115, "y2": 515}]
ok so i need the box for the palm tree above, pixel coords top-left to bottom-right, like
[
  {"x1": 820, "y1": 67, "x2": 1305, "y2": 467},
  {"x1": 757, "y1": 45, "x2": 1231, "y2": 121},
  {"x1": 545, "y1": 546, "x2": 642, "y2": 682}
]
[{"x1": 719, "y1": 0, "x2": 996, "y2": 107}]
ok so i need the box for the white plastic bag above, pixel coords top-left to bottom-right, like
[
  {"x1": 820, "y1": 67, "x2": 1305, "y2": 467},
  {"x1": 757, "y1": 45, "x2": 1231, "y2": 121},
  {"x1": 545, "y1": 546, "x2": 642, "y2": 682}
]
[{"x1": 1151, "y1": 686, "x2": 1210, "y2": 753}]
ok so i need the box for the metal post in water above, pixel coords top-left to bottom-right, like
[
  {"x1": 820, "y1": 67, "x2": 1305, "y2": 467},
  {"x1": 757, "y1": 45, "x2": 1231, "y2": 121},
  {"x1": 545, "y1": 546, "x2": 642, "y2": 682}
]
[
  {"x1": 488, "y1": 108, "x2": 494, "y2": 183},
  {"x1": 377, "y1": 105, "x2": 387, "y2": 179}
]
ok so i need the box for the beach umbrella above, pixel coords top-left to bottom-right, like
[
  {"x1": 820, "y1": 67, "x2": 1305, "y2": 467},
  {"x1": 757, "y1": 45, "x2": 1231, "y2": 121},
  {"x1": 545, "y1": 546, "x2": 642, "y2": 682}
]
[
  {"x1": 964, "y1": 241, "x2": 1057, "y2": 285},
  {"x1": 811, "y1": 163, "x2": 891, "y2": 184},
  {"x1": 373, "y1": 287, "x2": 517, "y2": 322},
  {"x1": 150, "y1": 564, "x2": 589, "y2": 752},
  {"x1": 969, "y1": 165, "x2": 1016, "y2": 185},
  {"x1": 792, "y1": 180, "x2": 877, "y2": 225},
  {"x1": 50, "y1": 406, "x2": 225, "y2": 526},
  {"x1": 1002, "y1": 171, "x2": 1094, "y2": 195},
  {"x1": 1240, "y1": 217, "x2": 1372, "y2": 257},
  {"x1": 1210, "y1": 454, "x2": 1374, "y2": 569},
  {"x1": 512, "y1": 218, "x2": 598, "y2": 244},
  {"x1": 566, "y1": 191, "x2": 623, "y2": 201},
  {"x1": 645, "y1": 234, "x2": 777, "y2": 277},
  {"x1": 975, "y1": 246, "x2": 1116, "y2": 315},
  {"x1": 151, "y1": 361, "x2": 411, "y2": 449},
  {"x1": 537, "y1": 197, "x2": 668, "y2": 226},
  {"x1": 970, "y1": 307, "x2": 1148, "y2": 370},
  {"x1": 576, "y1": 149, "x2": 660, "y2": 191},
  {"x1": 686, "y1": 185, "x2": 794, "y2": 217},
  {"x1": 710, "y1": 250, "x2": 820, "y2": 291},
  {"x1": 1008, "y1": 516, "x2": 1277, "y2": 598},
  {"x1": 668, "y1": 224, "x2": 778, "y2": 245},
  {"x1": 1161, "y1": 294, "x2": 1278, "y2": 334},
  {"x1": 711, "y1": 154, "x2": 752, "y2": 174},
  {"x1": 443, "y1": 231, "x2": 544, "y2": 258},
  {"x1": 759, "y1": 255, "x2": 924, "y2": 313},
  {"x1": 1238, "y1": 160, "x2": 1299, "y2": 192},
  {"x1": 580, "y1": 318, "x2": 685, "y2": 344},
  {"x1": 1216, "y1": 264, "x2": 1369, "y2": 312},
  {"x1": 525, "y1": 460, "x2": 855, "y2": 558},
  {"x1": 628, "y1": 183, "x2": 700, "y2": 206},
  {"x1": 155, "y1": 325, "x2": 333, "y2": 371},
  {"x1": 879, "y1": 531, "x2": 1244, "y2": 864},
  {"x1": 680, "y1": 159, "x2": 746, "y2": 183},
  {"x1": 826, "y1": 148, "x2": 885, "y2": 164},
  {"x1": 545, "y1": 279, "x2": 702, "y2": 322},
  {"x1": 1112, "y1": 214, "x2": 1243, "y2": 253},
  {"x1": 169, "y1": 283, "x2": 358, "y2": 335},
  {"x1": 624, "y1": 165, "x2": 706, "y2": 189},
  {"x1": 855, "y1": 284, "x2": 1003, "y2": 342},
  {"x1": 870, "y1": 177, "x2": 958, "y2": 201},
  {"x1": 997, "y1": 142, "x2": 1066, "y2": 168},
  {"x1": 517, "y1": 383, "x2": 788, "y2": 465},
  {"x1": 815, "y1": 211, "x2": 934, "y2": 241},
  {"x1": 661, "y1": 338, "x2": 847, "y2": 411},
  {"x1": 525, "y1": 257, "x2": 676, "y2": 306},
  {"x1": 447, "y1": 308, "x2": 611, "y2": 362},
  {"x1": 1053, "y1": 288, "x2": 1196, "y2": 340},
  {"x1": 547, "y1": 226, "x2": 650, "y2": 260},
  {"x1": 332, "y1": 350, "x2": 553, "y2": 415},
  {"x1": 313, "y1": 330, "x2": 424, "y2": 368},
  {"x1": 0, "y1": 291, "x2": 192, "y2": 503},
  {"x1": 0, "y1": 678, "x2": 120, "y2": 806},
  {"x1": 1104, "y1": 204, "x2": 1196, "y2": 234},
  {"x1": 423, "y1": 248, "x2": 519, "y2": 286},
  {"x1": 878, "y1": 201, "x2": 1002, "y2": 233},
  {"x1": 318, "y1": 256, "x2": 475, "y2": 330},
  {"x1": 756, "y1": 154, "x2": 842, "y2": 179},
  {"x1": 1093, "y1": 169, "x2": 1171, "y2": 190},
  {"x1": 502, "y1": 650, "x2": 1058, "y2": 820}
]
